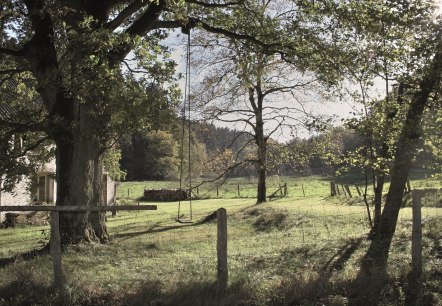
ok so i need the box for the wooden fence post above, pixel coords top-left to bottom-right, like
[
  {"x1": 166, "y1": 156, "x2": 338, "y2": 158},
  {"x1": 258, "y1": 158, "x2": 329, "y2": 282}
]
[
  {"x1": 237, "y1": 185, "x2": 240, "y2": 197},
  {"x1": 50, "y1": 211, "x2": 63, "y2": 289},
  {"x1": 284, "y1": 182, "x2": 288, "y2": 196},
  {"x1": 412, "y1": 190, "x2": 422, "y2": 279},
  {"x1": 301, "y1": 184, "x2": 305, "y2": 197},
  {"x1": 355, "y1": 185, "x2": 362, "y2": 197},
  {"x1": 341, "y1": 185, "x2": 347, "y2": 198},
  {"x1": 330, "y1": 182, "x2": 336, "y2": 196},
  {"x1": 216, "y1": 187, "x2": 219, "y2": 198},
  {"x1": 344, "y1": 184, "x2": 352, "y2": 198},
  {"x1": 217, "y1": 208, "x2": 228, "y2": 293}
]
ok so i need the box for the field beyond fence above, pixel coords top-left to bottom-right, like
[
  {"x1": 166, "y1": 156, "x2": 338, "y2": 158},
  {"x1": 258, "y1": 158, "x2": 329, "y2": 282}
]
[{"x1": 0, "y1": 175, "x2": 441, "y2": 305}]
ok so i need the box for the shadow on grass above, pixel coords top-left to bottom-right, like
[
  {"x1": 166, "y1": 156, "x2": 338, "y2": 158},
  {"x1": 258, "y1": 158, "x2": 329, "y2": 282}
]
[
  {"x1": 121, "y1": 280, "x2": 253, "y2": 306},
  {"x1": 322, "y1": 238, "x2": 363, "y2": 272},
  {"x1": 111, "y1": 222, "x2": 195, "y2": 240},
  {"x1": 0, "y1": 245, "x2": 48, "y2": 268}
]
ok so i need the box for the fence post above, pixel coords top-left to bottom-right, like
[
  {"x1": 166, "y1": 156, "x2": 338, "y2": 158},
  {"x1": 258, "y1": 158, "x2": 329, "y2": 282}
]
[
  {"x1": 341, "y1": 185, "x2": 347, "y2": 198},
  {"x1": 216, "y1": 187, "x2": 219, "y2": 198},
  {"x1": 50, "y1": 211, "x2": 63, "y2": 289},
  {"x1": 284, "y1": 182, "x2": 288, "y2": 196},
  {"x1": 344, "y1": 184, "x2": 352, "y2": 198},
  {"x1": 355, "y1": 185, "x2": 362, "y2": 197},
  {"x1": 330, "y1": 181, "x2": 336, "y2": 196},
  {"x1": 237, "y1": 185, "x2": 240, "y2": 197},
  {"x1": 412, "y1": 190, "x2": 422, "y2": 279},
  {"x1": 217, "y1": 208, "x2": 228, "y2": 293},
  {"x1": 301, "y1": 184, "x2": 305, "y2": 197}
]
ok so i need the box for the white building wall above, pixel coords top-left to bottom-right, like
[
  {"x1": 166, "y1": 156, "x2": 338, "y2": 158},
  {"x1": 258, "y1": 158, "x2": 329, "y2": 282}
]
[
  {"x1": 0, "y1": 176, "x2": 32, "y2": 222},
  {"x1": 106, "y1": 177, "x2": 117, "y2": 205}
]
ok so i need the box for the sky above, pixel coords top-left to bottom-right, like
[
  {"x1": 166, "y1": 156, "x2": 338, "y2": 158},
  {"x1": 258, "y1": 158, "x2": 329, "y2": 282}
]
[
  {"x1": 166, "y1": 33, "x2": 384, "y2": 143},
  {"x1": 165, "y1": 1, "x2": 442, "y2": 143}
]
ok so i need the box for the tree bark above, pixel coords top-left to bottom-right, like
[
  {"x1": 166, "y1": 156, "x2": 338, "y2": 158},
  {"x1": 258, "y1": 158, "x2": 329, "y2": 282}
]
[
  {"x1": 359, "y1": 41, "x2": 442, "y2": 277},
  {"x1": 373, "y1": 174, "x2": 385, "y2": 233},
  {"x1": 55, "y1": 109, "x2": 109, "y2": 245},
  {"x1": 255, "y1": 92, "x2": 267, "y2": 204}
]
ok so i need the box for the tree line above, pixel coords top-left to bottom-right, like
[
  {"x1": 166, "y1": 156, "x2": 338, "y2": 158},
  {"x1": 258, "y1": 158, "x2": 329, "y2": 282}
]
[{"x1": 118, "y1": 118, "x2": 440, "y2": 182}]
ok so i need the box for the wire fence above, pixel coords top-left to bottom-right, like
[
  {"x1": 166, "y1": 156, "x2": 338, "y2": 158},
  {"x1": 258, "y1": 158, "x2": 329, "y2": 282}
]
[{"x1": 0, "y1": 192, "x2": 441, "y2": 304}]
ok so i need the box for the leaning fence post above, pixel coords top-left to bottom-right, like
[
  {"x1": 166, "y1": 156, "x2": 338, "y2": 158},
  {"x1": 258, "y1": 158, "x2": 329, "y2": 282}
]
[
  {"x1": 355, "y1": 185, "x2": 362, "y2": 197},
  {"x1": 341, "y1": 185, "x2": 347, "y2": 198},
  {"x1": 412, "y1": 190, "x2": 422, "y2": 279},
  {"x1": 50, "y1": 211, "x2": 63, "y2": 289},
  {"x1": 344, "y1": 184, "x2": 352, "y2": 198},
  {"x1": 217, "y1": 208, "x2": 228, "y2": 293}
]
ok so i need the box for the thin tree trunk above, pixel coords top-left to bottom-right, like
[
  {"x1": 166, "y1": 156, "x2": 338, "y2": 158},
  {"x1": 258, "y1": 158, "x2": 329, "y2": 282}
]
[
  {"x1": 255, "y1": 94, "x2": 267, "y2": 204},
  {"x1": 359, "y1": 42, "x2": 442, "y2": 277},
  {"x1": 373, "y1": 174, "x2": 385, "y2": 233}
]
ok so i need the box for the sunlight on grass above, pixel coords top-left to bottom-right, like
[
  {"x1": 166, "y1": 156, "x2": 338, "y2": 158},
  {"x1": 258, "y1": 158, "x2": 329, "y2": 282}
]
[{"x1": 0, "y1": 176, "x2": 441, "y2": 305}]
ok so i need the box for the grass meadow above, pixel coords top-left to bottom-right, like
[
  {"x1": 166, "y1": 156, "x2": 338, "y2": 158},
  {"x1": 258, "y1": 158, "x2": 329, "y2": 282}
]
[{"x1": 0, "y1": 175, "x2": 441, "y2": 305}]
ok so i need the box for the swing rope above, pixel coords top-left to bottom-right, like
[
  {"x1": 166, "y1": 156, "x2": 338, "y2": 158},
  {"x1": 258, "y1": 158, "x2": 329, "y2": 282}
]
[{"x1": 177, "y1": 31, "x2": 192, "y2": 222}]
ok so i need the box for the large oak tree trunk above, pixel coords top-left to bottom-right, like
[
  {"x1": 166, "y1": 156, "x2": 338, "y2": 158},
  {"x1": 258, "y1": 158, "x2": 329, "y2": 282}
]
[{"x1": 55, "y1": 111, "x2": 109, "y2": 245}]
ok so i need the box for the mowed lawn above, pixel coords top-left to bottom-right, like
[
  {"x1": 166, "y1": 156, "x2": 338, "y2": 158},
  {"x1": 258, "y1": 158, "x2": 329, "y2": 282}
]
[{"x1": 0, "y1": 176, "x2": 441, "y2": 305}]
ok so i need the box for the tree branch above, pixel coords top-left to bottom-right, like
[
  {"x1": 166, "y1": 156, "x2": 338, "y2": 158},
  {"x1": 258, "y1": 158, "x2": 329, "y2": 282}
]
[
  {"x1": 105, "y1": 0, "x2": 148, "y2": 31},
  {"x1": 185, "y1": 0, "x2": 242, "y2": 8},
  {"x1": 0, "y1": 47, "x2": 24, "y2": 57}
]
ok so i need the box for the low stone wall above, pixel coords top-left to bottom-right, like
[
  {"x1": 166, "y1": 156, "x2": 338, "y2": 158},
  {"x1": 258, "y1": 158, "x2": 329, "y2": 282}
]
[{"x1": 143, "y1": 189, "x2": 189, "y2": 202}]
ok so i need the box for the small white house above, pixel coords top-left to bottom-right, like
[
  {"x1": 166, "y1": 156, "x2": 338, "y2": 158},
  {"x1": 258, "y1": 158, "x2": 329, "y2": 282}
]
[
  {"x1": 0, "y1": 157, "x2": 117, "y2": 222},
  {"x1": 1, "y1": 82, "x2": 117, "y2": 222}
]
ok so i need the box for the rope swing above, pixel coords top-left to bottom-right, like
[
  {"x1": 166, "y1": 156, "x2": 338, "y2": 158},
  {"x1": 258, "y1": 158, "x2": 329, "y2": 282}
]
[{"x1": 177, "y1": 28, "x2": 193, "y2": 223}]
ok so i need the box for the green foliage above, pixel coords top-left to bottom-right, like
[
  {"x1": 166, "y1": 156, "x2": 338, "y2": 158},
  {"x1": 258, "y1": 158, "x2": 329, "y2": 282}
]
[
  {"x1": 120, "y1": 129, "x2": 180, "y2": 181},
  {"x1": 103, "y1": 148, "x2": 126, "y2": 181}
]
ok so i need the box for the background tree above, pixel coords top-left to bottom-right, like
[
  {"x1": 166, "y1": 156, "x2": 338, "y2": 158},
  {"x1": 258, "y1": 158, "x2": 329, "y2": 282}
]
[
  {"x1": 294, "y1": 0, "x2": 442, "y2": 278},
  {"x1": 120, "y1": 130, "x2": 180, "y2": 181},
  {"x1": 192, "y1": 28, "x2": 323, "y2": 202}
]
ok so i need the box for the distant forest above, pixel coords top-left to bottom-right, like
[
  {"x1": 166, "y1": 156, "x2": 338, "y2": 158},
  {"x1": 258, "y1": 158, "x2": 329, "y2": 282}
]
[{"x1": 118, "y1": 120, "x2": 437, "y2": 181}]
